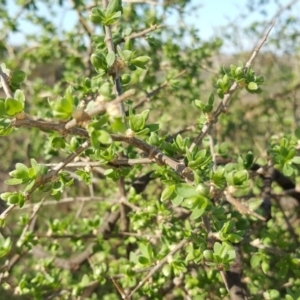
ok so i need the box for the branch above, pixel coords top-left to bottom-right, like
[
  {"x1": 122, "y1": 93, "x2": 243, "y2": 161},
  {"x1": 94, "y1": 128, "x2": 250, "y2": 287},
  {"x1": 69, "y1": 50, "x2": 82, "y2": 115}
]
[
  {"x1": 190, "y1": 22, "x2": 275, "y2": 151},
  {"x1": 65, "y1": 89, "x2": 135, "y2": 129},
  {"x1": 125, "y1": 24, "x2": 164, "y2": 41},
  {"x1": 224, "y1": 245, "x2": 249, "y2": 300},
  {"x1": 126, "y1": 239, "x2": 188, "y2": 299},
  {"x1": 224, "y1": 189, "x2": 266, "y2": 221},
  {"x1": 134, "y1": 70, "x2": 187, "y2": 109},
  {"x1": 0, "y1": 66, "x2": 13, "y2": 98},
  {"x1": 111, "y1": 133, "x2": 194, "y2": 182},
  {"x1": 0, "y1": 140, "x2": 90, "y2": 220}
]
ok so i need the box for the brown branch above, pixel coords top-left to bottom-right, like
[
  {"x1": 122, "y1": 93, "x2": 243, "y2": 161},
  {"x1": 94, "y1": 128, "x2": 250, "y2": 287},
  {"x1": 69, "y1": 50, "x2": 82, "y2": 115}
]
[
  {"x1": 0, "y1": 66, "x2": 13, "y2": 98},
  {"x1": 224, "y1": 245, "x2": 249, "y2": 300},
  {"x1": 257, "y1": 163, "x2": 274, "y2": 221},
  {"x1": 125, "y1": 24, "x2": 164, "y2": 41},
  {"x1": 224, "y1": 189, "x2": 266, "y2": 221},
  {"x1": 65, "y1": 89, "x2": 135, "y2": 129},
  {"x1": 12, "y1": 117, "x2": 89, "y2": 137},
  {"x1": 111, "y1": 133, "x2": 194, "y2": 183},
  {"x1": 102, "y1": 0, "x2": 126, "y2": 122}
]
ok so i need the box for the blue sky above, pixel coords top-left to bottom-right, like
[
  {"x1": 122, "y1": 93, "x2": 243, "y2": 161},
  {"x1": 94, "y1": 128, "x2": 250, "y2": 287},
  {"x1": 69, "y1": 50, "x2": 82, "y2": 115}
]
[{"x1": 6, "y1": 0, "x2": 281, "y2": 49}]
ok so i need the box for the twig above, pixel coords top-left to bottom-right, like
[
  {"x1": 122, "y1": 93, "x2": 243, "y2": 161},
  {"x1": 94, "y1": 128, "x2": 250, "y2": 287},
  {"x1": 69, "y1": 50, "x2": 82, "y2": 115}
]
[
  {"x1": 133, "y1": 70, "x2": 187, "y2": 109},
  {"x1": 208, "y1": 134, "x2": 217, "y2": 172},
  {"x1": 126, "y1": 239, "x2": 188, "y2": 299},
  {"x1": 189, "y1": 21, "x2": 275, "y2": 151},
  {"x1": 257, "y1": 163, "x2": 273, "y2": 221},
  {"x1": 274, "y1": 197, "x2": 299, "y2": 247},
  {"x1": 87, "y1": 0, "x2": 159, "y2": 9},
  {"x1": 18, "y1": 198, "x2": 46, "y2": 245},
  {"x1": 0, "y1": 66, "x2": 13, "y2": 98},
  {"x1": 250, "y1": 238, "x2": 286, "y2": 256},
  {"x1": 45, "y1": 158, "x2": 154, "y2": 168},
  {"x1": 111, "y1": 134, "x2": 194, "y2": 183},
  {"x1": 65, "y1": 89, "x2": 135, "y2": 129},
  {"x1": 102, "y1": 0, "x2": 126, "y2": 123},
  {"x1": 0, "y1": 140, "x2": 90, "y2": 220},
  {"x1": 0, "y1": 0, "x2": 33, "y2": 41},
  {"x1": 125, "y1": 24, "x2": 164, "y2": 41},
  {"x1": 224, "y1": 190, "x2": 266, "y2": 221}
]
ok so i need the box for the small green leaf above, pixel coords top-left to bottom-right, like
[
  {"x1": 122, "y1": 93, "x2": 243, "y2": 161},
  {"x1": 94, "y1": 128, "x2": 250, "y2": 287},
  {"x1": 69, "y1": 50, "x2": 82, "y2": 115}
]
[
  {"x1": 161, "y1": 185, "x2": 175, "y2": 202},
  {"x1": 106, "y1": 51, "x2": 116, "y2": 67},
  {"x1": 283, "y1": 163, "x2": 294, "y2": 176},
  {"x1": 190, "y1": 205, "x2": 205, "y2": 219},
  {"x1": 5, "y1": 178, "x2": 23, "y2": 185},
  {"x1": 263, "y1": 289, "x2": 280, "y2": 299},
  {"x1": 247, "y1": 82, "x2": 258, "y2": 90},
  {"x1": 292, "y1": 156, "x2": 300, "y2": 164},
  {"x1": 106, "y1": 0, "x2": 122, "y2": 16},
  {"x1": 10, "y1": 70, "x2": 26, "y2": 84},
  {"x1": 130, "y1": 56, "x2": 151, "y2": 69},
  {"x1": 213, "y1": 242, "x2": 222, "y2": 256},
  {"x1": 90, "y1": 53, "x2": 107, "y2": 71},
  {"x1": 175, "y1": 184, "x2": 198, "y2": 198},
  {"x1": 5, "y1": 98, "x2": 24, "y2": 116},
  {"x1": 90, "y1": 8, "x2": 106, "y2": 24}
]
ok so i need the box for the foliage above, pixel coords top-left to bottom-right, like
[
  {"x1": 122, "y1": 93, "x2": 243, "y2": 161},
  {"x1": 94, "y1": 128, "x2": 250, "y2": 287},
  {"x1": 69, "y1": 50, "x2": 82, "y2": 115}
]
[{"x1": 0, "y1": 0, "x2": 299, "y2": 299}]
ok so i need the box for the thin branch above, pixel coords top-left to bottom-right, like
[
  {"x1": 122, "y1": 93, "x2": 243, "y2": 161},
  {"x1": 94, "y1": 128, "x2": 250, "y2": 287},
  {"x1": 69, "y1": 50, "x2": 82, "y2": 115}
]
[
  {"x1": 0, "y1": 140, "x2": 90, "y2": 220},
  {"x1": 0, "y1": 0, "x2": 33, "y2": 41},
  {"x1": 87, "y1": 0, "x2": 159, "y2": 9},
  {"x1": 111, "y1": 134, "x2": 194, "y2": 183},
  {"x1": 224, "y1": 190, "x2": 266, "y2": 221},
  {"x1": 0, "y1": 66, "x2": 13, "y2": 98},
  {"x1": 102, "y1": 0, "x2": 126, "y2": 123},
  {"x1": 45, "y1": 158, "x2": 154, "y2": 168},
  {"x1": 126, "y1": 239, "x2": 188, "y2": 299},
  {"x1": 65, "y1": 89, "x2": 135, "y2": 129},
  {"x1": 125, "y1": 24, "x2": 164, "y2": 41},
  {"x1": 190, "y1": 21, "x2": 275, "y2": 151},
  {"x1": 134, "y1": 70, "x2": 187, "y2": 109}
]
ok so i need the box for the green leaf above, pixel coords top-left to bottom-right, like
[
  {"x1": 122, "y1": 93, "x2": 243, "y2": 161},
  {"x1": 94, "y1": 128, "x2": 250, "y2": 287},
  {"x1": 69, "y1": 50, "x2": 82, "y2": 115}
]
[
  {"x1": 162, "y1": 264, "x2": 171, "y2": 277},
  {"x1": 213, "y1": 242, "x2": 222, "y2": 256},
  {"x1": 10, "y1": 70, "x2": 26, "y2": 84},
  {"x1": 130, "y1": 56, "x2": 151, "y2": 69},
  {"x1": 103, "y1": 11, "x2": 122, "y2": 25},
  {"x1": 263, "y1": 289, "x2": 280, "y2": 300},
  {"x1": 138, "y1": 255, "x2": 149, "y2": 265},
  {"x1": 190, "y1": 205, "x2": 206, "y2": 219},
  {"x1": 171, "y1": 194, "x2": 184, "y2": 206},
  {"x1": 5, "y1": 98, "x2": 24, "y2": 116},
  {"x1": 106, "y1": 51, "x2": 116, "y2": 67},
  {"x1": 291, "y1": 156, "x2": 300, "y2": 164},
  {"x1": 247, "y1": 82, "x2": 258, "y2": 90},
  {"x1": 250, "y1": 253, "x2": 262, "y2": 268},
  {"x1": 5, "y1": 178, "x2": 23, "y2": 185},
  {"x1": 283, "y1": 163, "x2": 294, "y2": 176},
  {"x1": 14, "y1": 89, "x2": 25, "y2": 103},
  {"x1": 128, "y1": 109, "x2": 149, "y2": 132},
  {"x1": 90, "y1": 53, "x2": 107, "y2": 71},
  {"x1": 106, "y1": 0, "x2": 122, "y2": 16},
  {"x1": 161, "y1": 185, "x2": 175, "y2": 202},
  {"x1": 90, "y1": 8, "x2": 106, "y2": 24},
  {"x1": 233, "y1": 170, "x2": 248, "y2": 186},
  {"x1": 0, "y1": 237, "x2": 12, "y2": 258},
  {"x1": 51, "y1": 88, "x2": 74, "y2": 120},
  {"x1": 175, "y1": 183, "x2": 198, "y2": 198}
]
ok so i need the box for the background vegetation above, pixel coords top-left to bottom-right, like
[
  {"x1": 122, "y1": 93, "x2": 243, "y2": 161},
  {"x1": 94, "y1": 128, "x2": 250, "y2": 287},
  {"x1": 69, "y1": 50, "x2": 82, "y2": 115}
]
[{"x1": 0, "y1": 0, "x2": 300, "y2": 299}]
